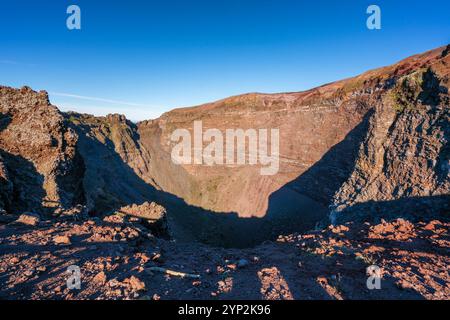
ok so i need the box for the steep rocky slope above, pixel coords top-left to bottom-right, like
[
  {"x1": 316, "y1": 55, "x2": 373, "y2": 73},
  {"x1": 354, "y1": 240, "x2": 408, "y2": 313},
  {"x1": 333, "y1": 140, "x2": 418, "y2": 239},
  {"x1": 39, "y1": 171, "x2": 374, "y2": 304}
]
[
  {"x1": 0, "y1": 45, "x2": 449, "y2": 300},
  {"x1": 0, "y1": 92, "x2": 169, "y2": 228},
  {"x1": 332, "y1": 65, "x2": 450, "y2": 223},
  {"x1": 0, "y1": 87, "x2": 85, "y2": 216},
  {"x1": 136, "y1": 45, "x2": 449, "y2": 234},
  {"x1": 0, "y1": 45, "x2": 449, "y2": 247},
  {"x1": 64, "y1": 112, "x2": 157, "y2": 214}
]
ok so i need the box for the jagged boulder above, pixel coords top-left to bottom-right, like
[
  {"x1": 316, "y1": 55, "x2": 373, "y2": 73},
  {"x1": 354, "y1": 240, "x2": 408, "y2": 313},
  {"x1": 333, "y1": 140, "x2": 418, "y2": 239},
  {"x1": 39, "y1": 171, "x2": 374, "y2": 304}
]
[
  {"x1": 16, "y1": 212, "x2": 41, "y2": 226},
  {"x1": 0, "y1": 86, "x2": 85, "y2": 215},
  {"x1": 115, "y1": 201, "x2": 168, "y2": 237}
]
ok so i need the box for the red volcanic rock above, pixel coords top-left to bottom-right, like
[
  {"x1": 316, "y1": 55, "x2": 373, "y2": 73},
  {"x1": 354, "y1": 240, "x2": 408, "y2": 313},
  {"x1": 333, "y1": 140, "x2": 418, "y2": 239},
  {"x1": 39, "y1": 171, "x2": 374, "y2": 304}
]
[
  {"x1": 369, "y1": 218, "x2": 417, "y2": 241},
  {"x1": 0, "y1": 86, "x2": 85, "y2": 215},
  {"x1": 0, "y1": 45, "x2": 448, "y2": 300},
  {"x1": 93, "y1": 271, "x2": 107, "y2": 285},
  {"x1": 0, "y1": 213, "x2": 448, "y2": 299},
  {"x1": 116, "y1": 202, "x2": 166, "y2": 222},
  {"x1": 16, "y1": 212, "x2": 40, "y2": 226},
  {"x1": 126, "y1": 276, "x2": 146, "y2": 292},
  {"x1": 53, "y1": 235, "x2": 71, "y2": 245}
]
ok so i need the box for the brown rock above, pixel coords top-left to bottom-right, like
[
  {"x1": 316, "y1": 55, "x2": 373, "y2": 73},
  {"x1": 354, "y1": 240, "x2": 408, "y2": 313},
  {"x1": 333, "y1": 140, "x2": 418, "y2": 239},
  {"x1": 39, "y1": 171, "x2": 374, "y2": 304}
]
[
  {"x1": 128, "y1": 276, "x2": 146, "y2": 292},
  {"x1": 93, "y1": 271, "x2": 107, "y2": 284},
  {"x1": 117, "y1": 202, "x2": 166, "y2": 221},
  {"x1": 423, "y1": 220, "x2": 440, "y2": 231},
  {"x1": 10, "y1": 257, "x2": 20, "y2": 264},
  {"x1": 53, "y1": 235, "x2": 71, "y2": 245},
  {"x1": 16, "y1": 213, "x2": 40, "y2": 226},
  {"x1": 330, "y1": 225, "x2": 350, "y2": 234},
  {"x1": 0, "y1": 86, "x2": 84, "y2": 215}
]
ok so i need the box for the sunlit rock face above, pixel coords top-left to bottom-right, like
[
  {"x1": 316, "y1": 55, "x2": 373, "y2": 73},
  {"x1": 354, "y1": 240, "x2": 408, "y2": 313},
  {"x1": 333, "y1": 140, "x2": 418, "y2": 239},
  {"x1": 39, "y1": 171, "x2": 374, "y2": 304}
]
[
  {"x1": 0, "y1": 86, "x2": 85, "y2": 215},
  {"x1": 137, "y1": 46, "x2": 449, "y2": 225},
  {"x1": 0, "y1": 45, "x2": 448, "y2": 247}
]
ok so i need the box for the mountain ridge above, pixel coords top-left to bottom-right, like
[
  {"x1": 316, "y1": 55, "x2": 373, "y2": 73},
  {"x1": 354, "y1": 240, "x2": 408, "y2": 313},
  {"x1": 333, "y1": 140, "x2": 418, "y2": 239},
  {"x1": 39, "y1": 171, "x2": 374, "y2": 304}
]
[
  {"x1": 0, "y1": 44, "x2": 449, "y2": 246},
  {"x1": 0, "y1": 45, "x2": 449, "y2": 300}
]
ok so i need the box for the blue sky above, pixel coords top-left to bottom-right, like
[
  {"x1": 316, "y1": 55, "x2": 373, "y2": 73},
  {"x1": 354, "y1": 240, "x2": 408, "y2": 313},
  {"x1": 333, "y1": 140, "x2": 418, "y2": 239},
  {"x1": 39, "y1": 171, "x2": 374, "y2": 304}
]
[{"x1": 1, "y1": 0, "x2": 449, "y2": 121}]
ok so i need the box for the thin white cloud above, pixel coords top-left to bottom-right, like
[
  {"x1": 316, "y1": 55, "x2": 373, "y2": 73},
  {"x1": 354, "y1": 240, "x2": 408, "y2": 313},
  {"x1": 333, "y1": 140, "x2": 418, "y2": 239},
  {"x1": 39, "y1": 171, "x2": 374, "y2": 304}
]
[{"x1": 50, "y1": 92, "x2": 153, "y2": 108}]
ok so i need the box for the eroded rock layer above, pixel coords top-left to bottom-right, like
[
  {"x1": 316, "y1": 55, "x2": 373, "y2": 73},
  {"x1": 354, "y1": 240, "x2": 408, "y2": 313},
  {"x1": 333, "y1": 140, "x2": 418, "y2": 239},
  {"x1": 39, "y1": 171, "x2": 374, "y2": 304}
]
[
  {"x1": 137, "y1": 45, "x2": 450, "y2": 229},
  {"x1": 0, "y1": 87, "x2": 85, "y2": 215},
  {"x1": 0, "y1": 45, "x2": 448, "y2": 247}
]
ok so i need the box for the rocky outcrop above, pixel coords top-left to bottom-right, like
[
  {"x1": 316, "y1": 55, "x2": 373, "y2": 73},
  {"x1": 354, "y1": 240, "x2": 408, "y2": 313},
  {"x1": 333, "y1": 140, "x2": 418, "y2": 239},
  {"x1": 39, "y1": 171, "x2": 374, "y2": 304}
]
[
  {"x1": 116, "y1": 201, "x2": 166, "y2": 221},
  {"x1": 15, "y1": 212, "x2": 41, "y2": 226},
  {"x1": 65, "y1": 112, "x2": 159, "y2": 214},
  {"x1": 332, "y1": 51, "x2": 450, "y2": 223},
  {"x1": 0, "y1": 45, "x2": 448, "y2": 246},
  {"x1": 114, "y1": 202, "x2": 168, "y2": 237},
  {"x1": 0, "y1": 86, "x2": 85, "y2": 216},
  {"x1": 1, "y1": 45, "x2": 449, "y2": 301},
  {"x1": 135, "y1": 45, "x2": 449, "y2": 231}
]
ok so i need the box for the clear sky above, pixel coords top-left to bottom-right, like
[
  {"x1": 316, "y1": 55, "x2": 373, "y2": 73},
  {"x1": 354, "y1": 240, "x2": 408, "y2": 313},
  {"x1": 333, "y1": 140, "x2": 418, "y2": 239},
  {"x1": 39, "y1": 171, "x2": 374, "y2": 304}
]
[{"x1": 1, "y1": 0, "x2": 449, "y2": 121}]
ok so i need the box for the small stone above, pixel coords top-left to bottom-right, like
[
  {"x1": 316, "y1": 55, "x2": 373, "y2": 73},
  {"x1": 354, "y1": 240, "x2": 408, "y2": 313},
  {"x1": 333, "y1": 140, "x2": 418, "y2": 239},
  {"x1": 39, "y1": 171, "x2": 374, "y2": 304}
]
[
  {"x1": 16, "y1": 213, "x2": 40, "y2": 226},
  {"x1": 53, "y1": 235, "x2": 71, "y2": 245},
  {"x1": 216, "y1": 266, "x2": 225, "y2": 274},
  {"x1": 10, "y1": 257, "x2": 20, "y2": 264},
  {"x1": 227, "y1": 264, "x2": 237, "y2": 270},
  {"x1": 424, "y1": 220, "x2": 439, "y2": 231},
  {"x1": 93, "y1": 271, "x2": 107, "y2": 284},
  {"x1": 24, "y1": 269, "x2": 34, "y2": 277},
  {"x1": 138, "y1": 253, "x2": 150, "y2": 264},
  {"x1": 108, "y1": 279, "x2": 120, "y2": 287},
  {"x1": 151, "y1": 252, "x2": 163, "y2": 262},
  {"x1": 37, "y1": 266, "x2": 47, "y2": 272},
  {"x1": 129, "y1": 275, "x2": 146, "y2": 292}
]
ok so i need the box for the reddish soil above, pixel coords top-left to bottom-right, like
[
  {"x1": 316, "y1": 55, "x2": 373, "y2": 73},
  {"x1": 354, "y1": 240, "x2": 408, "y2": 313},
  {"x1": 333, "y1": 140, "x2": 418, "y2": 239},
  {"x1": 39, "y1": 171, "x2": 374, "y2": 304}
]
[{"x1": 0, "y1": 217, "x2": 448, "y2": 300}]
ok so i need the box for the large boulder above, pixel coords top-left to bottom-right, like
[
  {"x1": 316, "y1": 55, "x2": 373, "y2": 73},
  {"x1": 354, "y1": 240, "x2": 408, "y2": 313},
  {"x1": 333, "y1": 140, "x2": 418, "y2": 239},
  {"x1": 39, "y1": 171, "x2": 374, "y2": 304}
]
[
  {"x1": 115, "y1": 202, "x2": 168, "y2": 237},
  {"x1": 0, "y1": 86, "x2": 86, "y2": 215}
]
